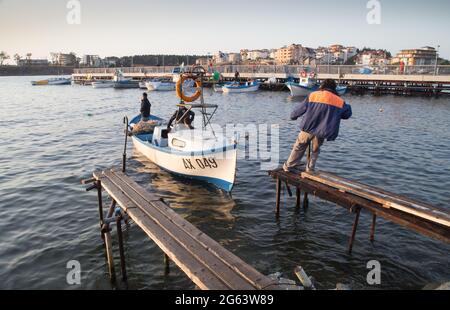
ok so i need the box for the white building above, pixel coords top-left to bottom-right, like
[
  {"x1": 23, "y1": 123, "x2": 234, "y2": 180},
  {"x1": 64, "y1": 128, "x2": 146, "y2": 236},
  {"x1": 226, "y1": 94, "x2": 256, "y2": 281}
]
[
  {"x1": 213, "y1": 51, "x2": 229, "y2": 64},
  {"x1": 228, "y1": 53, "x2": 241, "y2": 64},
  {"x1": 247, "y1": 49, "x2": 269, "y2": 61}
]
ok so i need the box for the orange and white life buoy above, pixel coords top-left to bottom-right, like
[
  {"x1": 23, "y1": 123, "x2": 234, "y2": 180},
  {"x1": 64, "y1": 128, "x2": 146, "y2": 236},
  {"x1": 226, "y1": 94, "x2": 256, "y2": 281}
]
[
  {"x1": 176, "y1": 75, "x2": 202, "y2": 103},
  {"x1": 300, "y1": 71, "x2": 307, "y2": 78}
]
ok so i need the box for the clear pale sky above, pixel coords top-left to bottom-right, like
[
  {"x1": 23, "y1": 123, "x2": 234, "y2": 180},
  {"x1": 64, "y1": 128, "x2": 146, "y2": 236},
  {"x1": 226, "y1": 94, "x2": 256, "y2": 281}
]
[{"x1": 0, "y1": 0, "x2": 449, "y2": 61}]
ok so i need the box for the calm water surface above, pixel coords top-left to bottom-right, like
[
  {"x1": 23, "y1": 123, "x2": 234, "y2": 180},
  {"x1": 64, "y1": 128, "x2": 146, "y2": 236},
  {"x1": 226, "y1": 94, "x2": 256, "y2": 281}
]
[{"x1": 0, "y1": 76, "x2": 449, "y2": 289}]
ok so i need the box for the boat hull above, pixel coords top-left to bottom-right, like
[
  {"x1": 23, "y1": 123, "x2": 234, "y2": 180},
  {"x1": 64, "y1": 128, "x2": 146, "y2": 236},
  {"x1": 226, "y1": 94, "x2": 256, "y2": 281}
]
[
  {"x1": 287, "y1": 82, "x2": 347, "y2": 97},
  {"x1": 113, "y1": 81, "x2": 139, "y2": 89},
  {"x1": 222, "y1": 83, "x2": 260, "y2": 93},
  {"x1": 146, "y1": 81, "x2": 176, "y2": 91},
  {"x1": 132, "y1": 135, "x2": 237, "y2": 192},
  {"x1": 92, "y1": 81, "x2": 114, "y2": 88}
]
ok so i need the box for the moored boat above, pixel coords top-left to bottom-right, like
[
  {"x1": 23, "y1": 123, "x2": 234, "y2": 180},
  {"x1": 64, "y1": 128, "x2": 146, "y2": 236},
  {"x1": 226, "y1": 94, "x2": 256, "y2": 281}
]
[
  {"x1": 31, "y1": 77, "x2": 71, "y2": 86},
  {"x1": 129, "y1": 73, "x2": 238, "y2": 191},
  {"x1": 286, "y1": 77, "x2": 347, "y2": 97},
  {"x1": 129, "y1": 107, "x2": 237, "y2": 192},
  {"x1": 222, "y1": 81, "x2": 260, "y2": 93},
  {"x1": 92, "y1": 80, "x2": 115, "y2": 88},
  {"x1": 146, "y1": 79, "x2": 176, "y2": 91}
]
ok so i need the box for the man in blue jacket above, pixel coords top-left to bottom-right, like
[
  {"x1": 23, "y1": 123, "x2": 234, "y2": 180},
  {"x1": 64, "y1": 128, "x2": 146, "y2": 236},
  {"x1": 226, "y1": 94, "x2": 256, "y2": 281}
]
[{"x1": 283, "y1": 79, "x2": 352, "y2": 173}]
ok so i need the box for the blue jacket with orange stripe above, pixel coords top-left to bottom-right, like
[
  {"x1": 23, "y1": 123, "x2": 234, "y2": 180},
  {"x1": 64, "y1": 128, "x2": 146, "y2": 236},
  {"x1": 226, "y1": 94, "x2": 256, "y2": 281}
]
[{"x1": 291, "y1": 90, "x2": 352, "y2": 141}]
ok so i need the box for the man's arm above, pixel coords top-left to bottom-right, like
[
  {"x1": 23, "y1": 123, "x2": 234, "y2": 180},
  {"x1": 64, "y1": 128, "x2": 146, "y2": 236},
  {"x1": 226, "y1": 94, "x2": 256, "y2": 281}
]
[
  {"x1": 341, "y1": 103, "x2": 352, "y2": 120},
  {"x1": 290, "y1": 97, "x2": 308, "y2": 120},
  {"x1": 140, "y1": 100, "x2": 144, "y2": 114}
]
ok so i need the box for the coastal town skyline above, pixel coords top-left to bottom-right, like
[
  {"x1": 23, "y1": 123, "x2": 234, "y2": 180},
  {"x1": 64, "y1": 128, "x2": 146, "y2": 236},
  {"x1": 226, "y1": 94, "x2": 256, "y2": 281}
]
[{"x1": 0, "y1": 0, "x2": 449, "y2": 62}]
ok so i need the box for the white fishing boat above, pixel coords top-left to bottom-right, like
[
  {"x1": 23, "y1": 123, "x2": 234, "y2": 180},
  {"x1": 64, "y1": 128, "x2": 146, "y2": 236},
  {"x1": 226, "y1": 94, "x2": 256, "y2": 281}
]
[
  {"x1": 92, "y1": 80, "x2": 115, "y2": 88},
  {"x1": 286, "y1": 77, "x2": 347, "y2": 97},
  {"x1": 222, "y1": 81, "x2": 260, "y2": 93},
  {"x1": 31, "y1": 77, "x2": 71, "y2": 86},
  {"x1": 146, "y1": 80, "x2": 176, "y2": 91},
  {"x1": 139, "y1": 80, "x2": 149, "y2": 89},
  {"x1": 129, "y1": 105, "x2": 237, "y2": 192},
  {"x1": 128, "y1": 73, "x2": 238, "y2": 191},
  {"x1": 112, "y1": 69, "x2": 139, "y2": 89}
]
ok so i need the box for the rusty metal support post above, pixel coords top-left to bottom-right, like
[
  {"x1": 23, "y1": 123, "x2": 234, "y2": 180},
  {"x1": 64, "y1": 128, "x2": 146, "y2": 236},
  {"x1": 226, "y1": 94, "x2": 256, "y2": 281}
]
[
  {"x1": 370, "y1": 214, "x2": 377, "y2": 242},
  {"x1": 348, "y1": 207, "x2": 361, "y2": 254},
  {"x1": 276, "y1": 178, "x2": 282, "y2": 216},
  {"x1": 116, "y1": 216, "x2": 127, "y2": 282},
  {"x1": 296, "y1": 188, "x2": 301, "y2": 210},
  {"x1": 164, "y1": 254, "x2": 170, "y2": 275}
]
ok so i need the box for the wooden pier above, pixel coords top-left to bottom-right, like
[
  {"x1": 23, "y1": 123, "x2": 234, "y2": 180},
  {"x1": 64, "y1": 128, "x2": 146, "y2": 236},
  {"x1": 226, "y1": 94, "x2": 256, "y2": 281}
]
[
  {"x1": 72, "y1": 65, "x2": 450, "y2": 95},
  {"x1": 269, "y1": 168, "x2": 450, "y2": 253},
  {"x1": 84, "y1": 168, "x2": 280, "y2": 290}
]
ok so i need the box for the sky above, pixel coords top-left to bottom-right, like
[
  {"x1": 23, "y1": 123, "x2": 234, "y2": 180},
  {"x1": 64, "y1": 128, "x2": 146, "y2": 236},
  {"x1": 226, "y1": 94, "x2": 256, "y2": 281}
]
[{"x1": 0, "y1": 0, "x2": 449, "y2": 62}]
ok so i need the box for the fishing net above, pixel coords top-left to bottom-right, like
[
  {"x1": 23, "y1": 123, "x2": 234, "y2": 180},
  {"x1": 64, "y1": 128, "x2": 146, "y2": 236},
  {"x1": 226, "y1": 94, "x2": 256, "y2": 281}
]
[{"x1": 132, "y1": 120, "x2": 160, "y2": 135}]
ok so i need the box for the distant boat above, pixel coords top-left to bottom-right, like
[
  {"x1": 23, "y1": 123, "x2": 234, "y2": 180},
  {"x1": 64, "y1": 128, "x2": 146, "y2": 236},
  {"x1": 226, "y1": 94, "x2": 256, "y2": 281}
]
[
  {"x1": 146, "y1": 80, "x2": 176, "y2": 91},
  {"x1": 139, "y1": 80, "x2": 149, "y2": 89},
  {"x1": 92, "y1": 80, "x2": 115, "y2": 88},
  {"x1": 222, "y1": 81, "x2": 260, "y2": 93},
  {"x1": 112, "y1": 69, "x2": 139, "y2": 89},
  {"x1": 213, "y1": 82, "x2": 232, "y2": 93},
  {"x1": 286, "y1": 77, "x2": 347, "y2": 97},
  {"x1": 31, "y1": 77, "x2": 71, "y2": 86}
]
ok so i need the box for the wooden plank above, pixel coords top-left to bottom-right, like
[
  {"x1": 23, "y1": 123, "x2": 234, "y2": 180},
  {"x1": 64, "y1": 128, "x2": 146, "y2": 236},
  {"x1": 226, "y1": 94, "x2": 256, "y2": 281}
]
[
  {"x1": 302, "y1": 171, "x2": 450, "y2": 228},
  {"x1": 269, "y1": 170, "x2": 450, "y2": 243},
  {"x1": 95, "y1": 176, "x2": 230, "y2": 290},
  {"x1": 108, "y1": 169, "x2": 277, "y2": 289},
  {"x1": 128, "y1": 207, "x2": 229, "y2": 290},
  {"x1": 103, "y1": 170, "x2": 257, "y2": 290}
]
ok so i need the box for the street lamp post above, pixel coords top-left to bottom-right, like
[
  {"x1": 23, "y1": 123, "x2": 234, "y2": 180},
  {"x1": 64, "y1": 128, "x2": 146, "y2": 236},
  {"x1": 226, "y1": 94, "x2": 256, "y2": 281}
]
[{"x1": 434, "y1": 45, "x2": 440, "y2": 75}]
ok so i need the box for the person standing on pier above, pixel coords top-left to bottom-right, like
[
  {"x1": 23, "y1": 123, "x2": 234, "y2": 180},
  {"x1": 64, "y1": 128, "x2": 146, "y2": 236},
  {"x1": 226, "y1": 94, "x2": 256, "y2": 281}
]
[
  {"x1": 140, "y1": 92, "x2": 151, "y2": 121},
  {"x1": 283, "y1": 79, "x2": 352, "y2": 173},
  {"x1": 234, "y1": 70, "x2": 240, "y2": 82}
]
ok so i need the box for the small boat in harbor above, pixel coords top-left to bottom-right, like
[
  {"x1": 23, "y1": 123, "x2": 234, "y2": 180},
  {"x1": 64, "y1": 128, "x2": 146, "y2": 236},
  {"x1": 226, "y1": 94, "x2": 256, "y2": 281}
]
[
  {"x1": 286, "y1": 77, "x2": 347, "y2": 97},
  {"x1": 139, "y1": 80, "x2": 149, "y2": 89},
  {"x1": 129, "y1": 74, "x2": 238, "y2": 192},
  {"x1": 222, "y1": 81, "x2": 260, "y2": 93},
  {"x1": 112, "y1": 70, "x2": 139, "y2": 89},
  {"x1": 92, "y1": 80, "x2": 115, "y2": 88},
  {"x1": 31, "y1": 77, "x2": 71, "y2": 86},
  {"x1": 146, "y1": 79, "x2": 176, "y2": 91}
]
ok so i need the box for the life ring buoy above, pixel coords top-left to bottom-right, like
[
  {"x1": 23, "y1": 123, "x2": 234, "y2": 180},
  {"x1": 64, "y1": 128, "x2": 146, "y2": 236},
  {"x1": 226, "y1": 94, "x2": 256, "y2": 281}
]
[
  {"x1": 176, "y1": 75, "x2": 202, "y2": 103},
  {"x1": 300, "y1": 71, "x2": 307, "y2": 78}
]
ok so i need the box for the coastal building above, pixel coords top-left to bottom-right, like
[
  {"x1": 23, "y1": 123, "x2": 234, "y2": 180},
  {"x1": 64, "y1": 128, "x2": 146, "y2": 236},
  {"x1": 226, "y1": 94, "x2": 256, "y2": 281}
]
[
  {"x1": 80, "y1": 55, "x2": 102, "y2": 67},
  {"x1": 213, "y1": 51, "x2": 228, "y2": 64},
  {"x1": 275, "y1": 44, "x2": 315, "y2": 65},
  {"x1": 228, "y1": 53, "x2": 241, "y2": 64},
  {"x1": 247, "y1": 49, "x2": 270, "y2": 61},
  {"x1": 391, "y1": 47, "x2": 438, "y2": 66},
  {"x1": 17, "y1": 59, "x2": 49, "y2": 66},
  {"x1": 357, "y1": 50, "x2": 390, "y2": 66},
  {"x1": 195, "y1": 57, "x2": 210, "y2": 67},
  {"x1": 240, "y1": 49, "x2": 249, "y2": 61},
  {"x1": 53, "y1": 53, "x2": 77, "y2": 66}
]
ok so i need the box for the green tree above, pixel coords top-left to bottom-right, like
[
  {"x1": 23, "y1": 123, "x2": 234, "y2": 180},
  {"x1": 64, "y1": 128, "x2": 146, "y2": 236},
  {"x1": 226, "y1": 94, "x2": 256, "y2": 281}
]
[
  {"x1": 26, "y1": 53, "x2": 32, "y2": 65},
  {"x1": 14, "y1": 53, "x2": 22, "y2": 65},
  {"x1": 0, "y1": 51, "x2": 10, "y2": 65}
]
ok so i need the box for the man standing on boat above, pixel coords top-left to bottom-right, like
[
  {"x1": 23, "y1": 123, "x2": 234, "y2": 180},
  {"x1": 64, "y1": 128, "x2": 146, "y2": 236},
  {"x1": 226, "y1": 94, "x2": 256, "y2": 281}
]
[
  {"x1": 140, "y1": 93, "x2": 151, "y2": 121},
  {"x1": 283, "y1": 79, "x2": 352, "y2": 173},
  {"x1": 167, "y1": 105, "x2": 195, "y2": 131}
]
